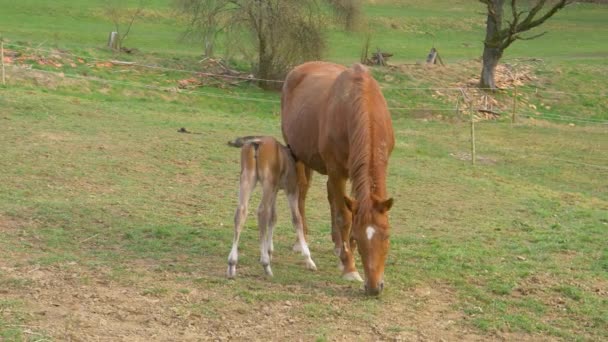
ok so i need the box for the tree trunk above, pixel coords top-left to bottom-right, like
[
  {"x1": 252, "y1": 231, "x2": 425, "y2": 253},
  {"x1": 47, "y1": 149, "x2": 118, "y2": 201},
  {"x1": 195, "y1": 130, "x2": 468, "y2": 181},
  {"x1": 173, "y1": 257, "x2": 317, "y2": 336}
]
[
  {"x1": 203, "y1": 31, "x2": 214, "y2": 57},
  {"x1": 481, "y1": 46, "x2": 502, "y2": 89},
  {"x1": 257, "y1": 34, "x2": 273, "y2": 89},
  {"x1": 480, "y1": 0, "x2": 504, "y2": 90}
]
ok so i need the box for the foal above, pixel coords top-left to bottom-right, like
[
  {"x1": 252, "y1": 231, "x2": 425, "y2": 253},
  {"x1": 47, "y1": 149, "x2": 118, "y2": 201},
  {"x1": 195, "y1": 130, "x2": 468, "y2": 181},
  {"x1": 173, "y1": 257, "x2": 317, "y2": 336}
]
[{"x1": 226, "y1": 136, "x2": 317, "y2": 278}]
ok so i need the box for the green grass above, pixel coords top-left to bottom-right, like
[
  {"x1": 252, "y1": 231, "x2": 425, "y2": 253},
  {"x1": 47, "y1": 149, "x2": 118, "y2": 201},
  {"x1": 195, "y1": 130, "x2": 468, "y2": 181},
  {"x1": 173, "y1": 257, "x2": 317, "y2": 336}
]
[
  {"x1": 0, "y1": 0, "x2": 607, "y2": 340},
  {"x1": 2, "y1": 0, "x2": 607, "y2": 63},
  {"x1": 1, "y1": 66, "x2": 606, "y2": 340}
]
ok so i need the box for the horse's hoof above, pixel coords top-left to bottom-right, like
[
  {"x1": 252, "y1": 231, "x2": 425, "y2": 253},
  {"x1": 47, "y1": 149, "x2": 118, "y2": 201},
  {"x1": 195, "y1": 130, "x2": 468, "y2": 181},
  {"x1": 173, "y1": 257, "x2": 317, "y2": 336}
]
[
  {"x1": 306, "y1": 259, "x2": 317, "y2": 271},
  {"x1": 227, "y1": 265, "x2": 236, "y2": 278},
  {"x1": 342, "y1": 271, "x2": 363, "y2": 282},
  {"x1": 263, "y1": 265, "x2": 273, "y2": 277}
]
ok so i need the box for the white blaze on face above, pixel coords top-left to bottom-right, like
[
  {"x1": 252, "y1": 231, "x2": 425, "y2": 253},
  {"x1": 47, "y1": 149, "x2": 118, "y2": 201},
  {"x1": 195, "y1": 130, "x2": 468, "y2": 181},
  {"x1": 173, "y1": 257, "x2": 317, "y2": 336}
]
[{"x1": 366, "y1": 226, "x2": 376, "y2": 241}]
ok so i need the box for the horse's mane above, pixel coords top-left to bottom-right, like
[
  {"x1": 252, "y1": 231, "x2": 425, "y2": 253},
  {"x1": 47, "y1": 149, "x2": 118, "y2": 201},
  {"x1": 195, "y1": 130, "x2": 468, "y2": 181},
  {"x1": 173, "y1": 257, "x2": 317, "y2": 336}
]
[{"x1": 348, "y1": 65, "x2": 381, "y2": 219}]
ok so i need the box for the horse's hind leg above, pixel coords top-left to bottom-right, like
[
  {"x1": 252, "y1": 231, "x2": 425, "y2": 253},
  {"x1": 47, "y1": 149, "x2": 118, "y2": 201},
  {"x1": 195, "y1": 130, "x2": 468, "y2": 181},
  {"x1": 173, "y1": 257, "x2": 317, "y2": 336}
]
[
  {"x1": 293, "y1": 162, "x2": 313, "y2": 252},
  {"x1": 267, "y1": 197, "x2": 277, "y2": 261},
  {"x1": 258, "y1": 184, "x2": 277, "y2": 277},
  {"x1": 227, "y1": 166, "x2": 256, "y2": 278},
  {"x1": 287, "y1": 190, "x2": 317, "y2": 271}
]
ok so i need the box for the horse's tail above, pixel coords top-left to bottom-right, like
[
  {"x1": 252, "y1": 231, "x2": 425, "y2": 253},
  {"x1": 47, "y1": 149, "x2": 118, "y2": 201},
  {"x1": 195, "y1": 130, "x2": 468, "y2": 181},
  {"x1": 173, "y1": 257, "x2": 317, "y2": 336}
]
[{"x1": 227, "y1": 136, "x2": 263, "y2": 148}]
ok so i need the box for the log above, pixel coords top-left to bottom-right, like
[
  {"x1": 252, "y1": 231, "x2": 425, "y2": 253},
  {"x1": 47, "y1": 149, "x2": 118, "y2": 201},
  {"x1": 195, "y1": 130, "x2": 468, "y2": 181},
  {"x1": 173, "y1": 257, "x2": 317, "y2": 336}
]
[
  {"x1": 371, "y1": 49, "x2": 392, "y2": 66},
  {"x1": 110, "y1": 60, "x2": 136, "y2": 66}
]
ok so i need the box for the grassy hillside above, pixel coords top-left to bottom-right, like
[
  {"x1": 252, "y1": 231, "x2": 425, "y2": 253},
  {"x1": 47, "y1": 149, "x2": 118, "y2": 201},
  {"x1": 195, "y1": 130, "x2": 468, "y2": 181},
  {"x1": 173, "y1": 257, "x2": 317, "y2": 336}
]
[
  {"x1": 2, "y1": 0, "x2": 608, "y2": 61},
  {"x1": 1, "y1": 0, "x2": 607, "y2": 341}
]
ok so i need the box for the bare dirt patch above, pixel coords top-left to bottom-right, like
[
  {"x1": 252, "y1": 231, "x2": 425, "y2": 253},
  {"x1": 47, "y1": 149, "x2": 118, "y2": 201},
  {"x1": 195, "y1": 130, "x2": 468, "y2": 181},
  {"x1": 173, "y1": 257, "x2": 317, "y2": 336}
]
[{"x1": 0, "y1": 245, "x2": 502, "y2": 342}]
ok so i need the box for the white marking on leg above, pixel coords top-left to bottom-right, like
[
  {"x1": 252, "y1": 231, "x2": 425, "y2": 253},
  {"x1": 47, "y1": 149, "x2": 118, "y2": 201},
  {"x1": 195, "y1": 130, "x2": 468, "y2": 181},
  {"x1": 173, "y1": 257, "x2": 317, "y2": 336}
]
[
  {"x1": 288, "y1": 191, "x2": 317, "y2": 272},
  {"x1": 300, "y1": 243, "x2": 317, "y2": 271},
  {"x1": 292, "y1": 242, "x2": 303, "y2": 253},
  {"x1": 258, "y1": 205, "x2": 272, "y2": 276},
  {"x1": 227, "y1": 242, "x2": 238, "y2": 278},
  {"x1": 334, "y1": 246, "x2": 344, "y2": 270},
  {"x1": 227, "y1": 165, "x2": 256, "y2": 278},
  {"x1": 366, "y1": 226, "x2": 376, "y2": 241}
]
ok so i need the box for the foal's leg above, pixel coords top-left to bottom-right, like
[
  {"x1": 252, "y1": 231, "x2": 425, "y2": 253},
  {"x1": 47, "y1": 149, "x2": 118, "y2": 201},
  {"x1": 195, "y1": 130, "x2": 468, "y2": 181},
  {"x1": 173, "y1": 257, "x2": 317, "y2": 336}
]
[
  {"x1": 327, "y1": 175, "x2": 361, "y2": 282},
  {"x1": 267, "y1": 197, "x2": 277, "y2": 261},
  {"x1": 287, "y1": 190, "x2": 317, "y2": 271},
  {"x1": 258, "y1": 184, "x2": 277, "y2": 276},
  {"x1": 293, "y1": 162, "x2": 313, "y2": 252},
  {"x1": 227, "y1": 167, "x2": 256, "y2": 278}
]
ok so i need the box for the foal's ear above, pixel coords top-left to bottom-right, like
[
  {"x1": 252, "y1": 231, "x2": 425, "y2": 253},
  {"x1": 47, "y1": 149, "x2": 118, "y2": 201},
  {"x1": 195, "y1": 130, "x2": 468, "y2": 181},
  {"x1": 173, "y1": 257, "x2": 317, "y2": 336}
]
[
  {"x1": 374, "y1": 197, "x2": 394, "y2": 213},
  {"x1": 344, "y1": 196, "x2": 357, "y2": 212}
]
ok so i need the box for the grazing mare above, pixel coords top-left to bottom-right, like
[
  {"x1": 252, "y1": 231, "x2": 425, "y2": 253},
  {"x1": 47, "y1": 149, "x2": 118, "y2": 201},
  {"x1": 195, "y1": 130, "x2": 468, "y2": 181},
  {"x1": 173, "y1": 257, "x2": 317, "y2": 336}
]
[
  {"x1": 281, "y1": 62, "x2": 394, "y2": 295},
  {"x1": 226, "y1": 136, "x2": 317, "y2": 278}
]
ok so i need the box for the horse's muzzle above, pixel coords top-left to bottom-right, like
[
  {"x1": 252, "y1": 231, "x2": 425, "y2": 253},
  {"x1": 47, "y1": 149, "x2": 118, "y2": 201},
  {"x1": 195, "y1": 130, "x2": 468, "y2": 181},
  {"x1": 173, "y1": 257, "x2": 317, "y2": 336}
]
[{"x1": 365, "y1": 280, "x2": 384, "y2": 296}]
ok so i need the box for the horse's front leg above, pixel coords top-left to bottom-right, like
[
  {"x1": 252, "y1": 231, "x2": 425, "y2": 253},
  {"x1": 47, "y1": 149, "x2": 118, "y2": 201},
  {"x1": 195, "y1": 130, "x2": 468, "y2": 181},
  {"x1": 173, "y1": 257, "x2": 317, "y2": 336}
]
[{"x1": 327, "y1": 176, "x2": 362, "y2": 282}]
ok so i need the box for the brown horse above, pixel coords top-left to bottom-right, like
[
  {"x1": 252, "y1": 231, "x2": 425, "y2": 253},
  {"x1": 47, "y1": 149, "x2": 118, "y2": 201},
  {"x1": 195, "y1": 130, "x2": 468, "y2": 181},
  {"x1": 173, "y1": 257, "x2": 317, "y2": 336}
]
[
  {"x1": 281, "y1": 62, "x2": 394, "y2": 295},
  {"x1": 226, "y1": 136, "x2": 317, "y2": 278}
]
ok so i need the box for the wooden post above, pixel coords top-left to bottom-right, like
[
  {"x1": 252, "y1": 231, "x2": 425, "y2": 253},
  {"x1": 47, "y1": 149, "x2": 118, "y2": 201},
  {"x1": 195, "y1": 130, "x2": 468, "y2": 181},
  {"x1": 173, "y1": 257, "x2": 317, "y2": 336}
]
[
  {"x1": 512, "y1": 83, "x2": 518, "y2": 124},
  {"x1": 376, "y1": 48, "x2": 385, "y2": 66},
  {"x1": 459, "y1": 88, "x2": 475, "y2": 167},
  {"x1": 107, "y1": 31, "x2": 119, "y2": 50},
  {"x1": 1, "y1": 39, "x2": 5, "y2": 86},
  {"x1": 470, "y1": 109, "x2": 476, "y2": 167},
  {"x1": 426, "y1": 48, "x2": 437, "y2": 64}
]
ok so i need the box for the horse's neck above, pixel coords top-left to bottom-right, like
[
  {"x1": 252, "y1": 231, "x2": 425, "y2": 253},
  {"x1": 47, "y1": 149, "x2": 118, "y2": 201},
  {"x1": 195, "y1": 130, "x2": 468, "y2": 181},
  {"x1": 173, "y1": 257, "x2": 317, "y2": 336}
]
[
  {"x1": 348, "y1": 76, "x2": 391, "y2": 202},
  {"x1": 350, "y1": 123, "x2": 389, "y2": 202},
  {"x1": 359, "y1": 162, "x2": 388, "y2": 200}
]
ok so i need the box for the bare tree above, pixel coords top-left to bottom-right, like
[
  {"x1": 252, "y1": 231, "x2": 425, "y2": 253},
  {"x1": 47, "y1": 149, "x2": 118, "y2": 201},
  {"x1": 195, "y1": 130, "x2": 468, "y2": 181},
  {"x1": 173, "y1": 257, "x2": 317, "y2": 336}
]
[
  {"x1": 174, "y1": 0, "x2": 362, "y2": 87},
  {"x1": 479, "y1": 0, "x2": 571, "y2": 90},
  {"x1": 328, "y1": 0, "x2": 362, "y2": 31},
  {"x1": 104, "y1": 0, "x2": 148, "y2": 51},
  {"x1": 173, "y1": 0, "x2": 228, "y2": 57}
]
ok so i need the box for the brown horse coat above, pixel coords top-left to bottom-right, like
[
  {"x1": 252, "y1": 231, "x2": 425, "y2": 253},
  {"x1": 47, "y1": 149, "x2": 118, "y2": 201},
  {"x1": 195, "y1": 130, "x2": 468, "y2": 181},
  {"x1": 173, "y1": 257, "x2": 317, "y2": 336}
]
[
  {"x1": 226, "y1": 136, "x2": 316, "y2": 278},
  {"x1": 281, "y1": 61, "x2": 394, "y2": 295}
]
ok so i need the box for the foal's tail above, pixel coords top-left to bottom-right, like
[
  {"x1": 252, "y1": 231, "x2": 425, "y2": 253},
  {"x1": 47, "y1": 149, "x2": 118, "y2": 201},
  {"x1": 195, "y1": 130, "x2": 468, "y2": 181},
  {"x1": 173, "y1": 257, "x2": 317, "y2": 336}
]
[{"x1": 227, "y1": 136, "x2": 263, "y2": 148}]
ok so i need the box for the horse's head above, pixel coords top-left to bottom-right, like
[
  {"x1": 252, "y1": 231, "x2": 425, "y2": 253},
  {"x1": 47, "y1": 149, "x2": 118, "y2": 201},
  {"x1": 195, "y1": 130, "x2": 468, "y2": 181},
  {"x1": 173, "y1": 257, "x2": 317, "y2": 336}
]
[{"x1": 345, "y1": 195, "x2": 393, "y2": 296}]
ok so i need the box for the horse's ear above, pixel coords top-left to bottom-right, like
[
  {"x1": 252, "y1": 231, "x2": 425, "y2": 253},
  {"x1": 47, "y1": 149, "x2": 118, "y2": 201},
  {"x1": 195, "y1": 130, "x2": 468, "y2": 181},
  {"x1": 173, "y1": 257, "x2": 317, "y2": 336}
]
[
  {"x1": 375, "y1": 197, "x2": 394, "y2": 213},
  {"x1": 344, "y1": 196, "x2": 357, "y2": 212}
]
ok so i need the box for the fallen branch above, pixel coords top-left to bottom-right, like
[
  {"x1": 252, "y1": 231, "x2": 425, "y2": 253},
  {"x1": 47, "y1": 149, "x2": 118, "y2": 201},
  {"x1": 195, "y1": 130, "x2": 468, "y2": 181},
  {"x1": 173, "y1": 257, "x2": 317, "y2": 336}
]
[{"x1": 110, "y1": 60, "x2": 136, "y2": 66}]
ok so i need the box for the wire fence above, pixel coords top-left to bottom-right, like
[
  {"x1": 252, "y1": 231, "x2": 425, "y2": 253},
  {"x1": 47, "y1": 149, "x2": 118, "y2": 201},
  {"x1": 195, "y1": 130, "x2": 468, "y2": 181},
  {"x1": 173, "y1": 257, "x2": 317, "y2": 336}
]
[
  {"x1": 2, "y1": 39, "x2": 607, "y2": 168},
  {"x1": 4, "y1": 41, "x2": 608, "y2": 97},
  {"x1": 2, "y1": 43, "x2": 608, "y2": 125},
  {"x1": 476, "y1": 145, "x2": 608, "y2": 171}
]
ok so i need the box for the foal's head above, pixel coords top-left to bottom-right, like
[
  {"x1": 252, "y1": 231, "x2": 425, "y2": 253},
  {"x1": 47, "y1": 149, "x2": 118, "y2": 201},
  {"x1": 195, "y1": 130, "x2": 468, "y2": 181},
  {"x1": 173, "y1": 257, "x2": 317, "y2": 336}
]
[{"x1": 346, "y1": 195, "x2": 393, "y2": 296}]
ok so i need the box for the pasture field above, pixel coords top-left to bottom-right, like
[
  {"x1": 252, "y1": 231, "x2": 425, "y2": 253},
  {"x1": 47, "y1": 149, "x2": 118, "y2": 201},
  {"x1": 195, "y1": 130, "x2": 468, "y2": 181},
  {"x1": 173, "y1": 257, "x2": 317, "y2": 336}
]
[{"x1": 1, "y1": 0, "x2": 607, "y2": 341}]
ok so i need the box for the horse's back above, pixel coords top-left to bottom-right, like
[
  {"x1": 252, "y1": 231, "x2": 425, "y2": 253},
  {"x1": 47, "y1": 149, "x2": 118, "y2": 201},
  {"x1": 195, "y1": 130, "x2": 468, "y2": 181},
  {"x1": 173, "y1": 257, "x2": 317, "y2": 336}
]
[
  {"x1": 281, "y1": 62, "x2": 393, "y2": 176},
  {"x1": 281, "y1": 62, "x2": 347, "y2": 174}
]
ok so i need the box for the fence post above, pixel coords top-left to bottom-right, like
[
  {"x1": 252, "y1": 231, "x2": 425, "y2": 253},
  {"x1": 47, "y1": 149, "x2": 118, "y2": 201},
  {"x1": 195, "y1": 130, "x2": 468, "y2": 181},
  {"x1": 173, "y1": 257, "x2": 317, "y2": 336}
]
[
  {"x1": 1, "y1": 38, "x2": 5, "y2": 86},
  {"x1": 459, "y1": 88, "x2": 475, "y2": 167},
  {"x1": 471, "y1": 104, "x2": 476, "y2": 167},
  {"x1": 512, "y1": 83, "x2": 518, "y2": 125}
]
